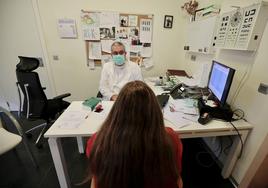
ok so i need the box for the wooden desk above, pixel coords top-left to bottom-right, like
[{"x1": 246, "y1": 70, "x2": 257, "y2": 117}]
[{"x1": 44, "y1": 100, "x2": 252, "y2": 188}]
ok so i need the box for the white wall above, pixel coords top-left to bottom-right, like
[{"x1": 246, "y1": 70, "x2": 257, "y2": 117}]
[
  {"x1": 36, "y1": 0, "x2": 188, "y2": 101},
  {"x1": 0, "y1": 0, "x2": 54, "y2": 110}
]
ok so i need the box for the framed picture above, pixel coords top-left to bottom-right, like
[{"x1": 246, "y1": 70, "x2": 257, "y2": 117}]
[{"x1": 164, "y1": 15, "x2": 173, "y2": 28}]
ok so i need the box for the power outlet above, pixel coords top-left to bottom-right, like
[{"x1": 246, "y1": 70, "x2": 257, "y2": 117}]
[
  {"x1": 53, "y1": 55, "x2": 59, "y2": 61},
  {"x1": 190, "y1": 55, "x2": 196, "y2": 61}
]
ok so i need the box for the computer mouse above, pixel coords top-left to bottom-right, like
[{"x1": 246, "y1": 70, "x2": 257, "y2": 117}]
[{"x1": 198, "y1": 113, "x2": 212, "y2": 125}]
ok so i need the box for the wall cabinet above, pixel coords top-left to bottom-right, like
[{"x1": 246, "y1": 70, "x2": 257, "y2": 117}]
[{"x1": 184, "y1": 16, "x2": 217, "y2": 54}]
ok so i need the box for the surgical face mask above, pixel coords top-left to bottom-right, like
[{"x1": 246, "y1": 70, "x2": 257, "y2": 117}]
[{"x1": 112, "y1": 55, "x2": 125, "y2": 66}]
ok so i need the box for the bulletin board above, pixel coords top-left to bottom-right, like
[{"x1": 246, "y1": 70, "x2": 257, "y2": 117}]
[{"x1": 80, "y1": 10, "x2": 154, "y2": 69}]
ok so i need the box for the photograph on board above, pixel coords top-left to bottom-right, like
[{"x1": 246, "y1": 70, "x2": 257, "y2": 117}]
[
  {"x1": 120, "y1": 15, "x2": 128, "y2": 27},
  {"x1": 100, "y1": 27, "x2": 115, "y2": 39},
  {"x1": 128, "y1": 27, "x2": 139, "y2": 40},
  {"x1": 116, "y1": 27, "x2": 128, "y2": 39}
]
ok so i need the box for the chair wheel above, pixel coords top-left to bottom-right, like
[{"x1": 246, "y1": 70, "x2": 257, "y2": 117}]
[
  {"x1": 26, "y1": 133, "x2": 33, "y2": 138},
  {"x1": 36, "y1": 143, "x2": 43, "y2": 149}
]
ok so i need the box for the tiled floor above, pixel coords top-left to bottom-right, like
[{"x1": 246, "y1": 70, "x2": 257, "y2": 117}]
[{"x1": 0, "y1": 113, "x2": 235, "y2": 188}]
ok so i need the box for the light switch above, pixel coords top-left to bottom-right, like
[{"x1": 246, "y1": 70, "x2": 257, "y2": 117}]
[{"x1": 53, "y1": 55, "x2": 59, "y2": 61}]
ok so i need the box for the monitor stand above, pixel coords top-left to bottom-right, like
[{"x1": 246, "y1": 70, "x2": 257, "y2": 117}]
[{"x1": 197, "y1": 98, "x2": 233, "y2": 122}]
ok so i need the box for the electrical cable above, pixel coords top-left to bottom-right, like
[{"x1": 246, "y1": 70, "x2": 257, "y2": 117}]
[
  {"x1": 223, "y1": 136, "x2": 234, "y2": 155},
  {"x1": 229, "y1": 121, "x2": 244, "y2": 159},
  {"x1": 195, "y1": 151, "x2": 215, "y2": 168},
  {"x1": 195, "y1": 138, "x2": 223, "y2": 168},
  {"x1": 232, "y1": 108, "x2": 245, "y2": 121}
]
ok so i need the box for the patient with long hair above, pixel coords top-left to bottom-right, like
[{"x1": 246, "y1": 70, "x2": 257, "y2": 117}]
[{"x1": 86, "y1": 81, "x2": 183, "y2": 188}]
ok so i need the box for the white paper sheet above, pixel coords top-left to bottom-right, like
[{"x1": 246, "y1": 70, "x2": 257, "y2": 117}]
[
  {"x1": 143, "y1": 58, "x2": 154, "y2": 69},
  {"x1": 140, "y1": 19, "x2": 152, "y2": 43},
  {"x1": 88, "y1": 59, "x2": 95, "y2": 70},
  {"x1": 128, "y1": 15, "x2": 138, "y2": 26},
  {"x1": 57, "y1": 18, "x2": 77, "y2": 38},
  {"x1": 100, "y1": 11, "x2": 119, "y2": 28},
  {"x1": 168, "y1": 99, "x2": 198, "y2": 115},
  {"x1": 81, "y1": 12, "x2": 100, "y2": 40},
  {"x1": 176, "y1": 77, "x2": 199, "y2": 87},
  {"x1": 141, "y1": 46, "x2": 152, "y2": 57},
  {"x1": 130, "y1": 45, "x2": 142, "y2": 53},
  {"x1": 163, "y1": 105, "x2": 191, "y2": 128},
  {"x1": 101, "y1": 40, "x2": 114, "y2": 53},
  {"x1": 57, "y1": 111, "x2": 89, "y2": 129},
  {"x1": 89, "y1": 42, "x2": 102, "y2": 59},
  {"x1": 192, "y1": 63, "x2": 211, "y2": 87}
]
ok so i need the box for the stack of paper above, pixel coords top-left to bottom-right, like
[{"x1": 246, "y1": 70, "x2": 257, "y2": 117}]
[
  {"x1": 163, "y1": 98, "x2": 198, "y2": 128},
  {"x1": 57, "y1": 111, "x2": 89, "y2": 129}
]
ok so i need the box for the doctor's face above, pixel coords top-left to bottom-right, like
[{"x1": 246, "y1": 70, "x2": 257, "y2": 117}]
[
  {"x1": 111, "y1": 45, "x2": 126, "y2": 56},
  {"x1": 111, "y1": 44, "x2": 126, "y2": 66}
]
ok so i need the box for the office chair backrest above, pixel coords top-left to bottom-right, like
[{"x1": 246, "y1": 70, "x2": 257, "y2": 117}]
[
  {"x1": 16, "y1": 56, "x2": 47, "y2": 118},
  {"x1": 16, "y1": 56, "x2": 39, "y2": 72}
]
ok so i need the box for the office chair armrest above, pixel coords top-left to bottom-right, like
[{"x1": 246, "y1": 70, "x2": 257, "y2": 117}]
[
  {"x1": 0, "y1": 106, "x2": 24, "y2": 136},
  {"x1": 53, "y1": 93, "x2": 71, "y2": 100}
]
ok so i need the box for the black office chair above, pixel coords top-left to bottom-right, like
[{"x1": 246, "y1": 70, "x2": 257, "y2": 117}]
[{"x1": 16, "y1": 56, "x2": 71, "y2": 147}]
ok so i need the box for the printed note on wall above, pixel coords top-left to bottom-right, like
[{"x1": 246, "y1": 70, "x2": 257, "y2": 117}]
[
  {"x1": 57, "y1": 18, "x2": 77, "y2": 38},
  {"x1": 100, "y1": 12, "x2": 119, "y2": 28},
  {"x1": 128, "y1": 15, "x2": 138, "y2": 26},
  {"x1": 140, "y1": 19, "x2": 152, "y2": 43},
  {"x1": 101, "y1": 40, "x2": 114, "y2": 53},
  {"x1": 88, "y1": 42, "x2": 102, "y2": 60}
]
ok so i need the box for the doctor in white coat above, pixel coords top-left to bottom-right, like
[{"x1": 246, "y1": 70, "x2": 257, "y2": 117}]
[{"x1": 99, "y1": 41, "x2": 143, "y2": 101}]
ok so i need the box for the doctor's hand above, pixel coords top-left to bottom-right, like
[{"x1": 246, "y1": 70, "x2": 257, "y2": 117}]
[{"x1": 110, "y1": 95, "x2": 118, "y2": 101}]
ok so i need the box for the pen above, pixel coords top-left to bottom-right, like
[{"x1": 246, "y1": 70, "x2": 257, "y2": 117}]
[{"x1": 183, "y1": 112, "x2": 198, "y2": 116}]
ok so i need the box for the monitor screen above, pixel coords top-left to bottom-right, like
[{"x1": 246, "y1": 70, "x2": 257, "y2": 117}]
[{"x1": 208, "y1": 61, "x2": 235, "y2": 106}]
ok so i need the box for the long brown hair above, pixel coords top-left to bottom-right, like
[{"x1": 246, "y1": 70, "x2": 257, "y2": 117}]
[{"x1": 88, "y1": 81, "x2": 179, "y2": 188}]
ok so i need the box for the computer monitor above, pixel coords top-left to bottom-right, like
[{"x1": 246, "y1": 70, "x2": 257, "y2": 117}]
[{"x1": 208, "y1": 61, "x2": 235, "y2": 106}]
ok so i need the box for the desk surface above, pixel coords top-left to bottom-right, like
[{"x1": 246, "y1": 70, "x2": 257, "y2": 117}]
[
  {"x1": 45, "y1": 79, "x2": 253, "y2": 138},
  {"x1": 44, "y1": 79, "x2": 254, "y2": 187},
  {"x1": 44, "y1": 101, "x2": 253, "y2": 138}
]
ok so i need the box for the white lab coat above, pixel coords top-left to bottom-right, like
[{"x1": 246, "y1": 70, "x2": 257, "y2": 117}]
[{"x1": 99, "y1": 61, "x2": 143, "y2": 100}]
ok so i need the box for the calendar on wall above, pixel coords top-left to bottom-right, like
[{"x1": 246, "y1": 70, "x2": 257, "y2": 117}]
[{"x1": 213, "y1": 1, "x2": 268, "y2": 51}]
